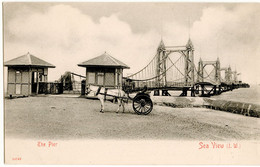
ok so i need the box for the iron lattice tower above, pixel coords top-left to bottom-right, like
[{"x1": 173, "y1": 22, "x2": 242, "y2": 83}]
[
  {"x1": 225, "y1": 66, "x2": 232, "y2": 84},
  {"x1": 197, "y1": 58, "x2": 204, "y2": 82},
  {"x1": 215, "y1": 57, "x2": 221, "y2": 84},
  {"x1": 197, "y1": 57, "x2": 221, "y2": 85},
  {"x1": 156, "y1": 40, "x2": 167, "y2": 87},
  {"x1": 184, "y1": 39, "x2": 195, "y2": 86},
  {"x1": 156, "y1": 39, "x2": 195, "y2": 87}
]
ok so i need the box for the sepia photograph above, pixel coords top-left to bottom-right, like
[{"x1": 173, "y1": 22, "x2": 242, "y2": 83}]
[{"x1": 2, "y1": 1, "x2": 260, "y2": 165}]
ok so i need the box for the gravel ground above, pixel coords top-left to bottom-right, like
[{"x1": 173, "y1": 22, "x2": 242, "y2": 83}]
[{"x1": 4, "y1": 96, "x2": 260, "y2": 140}]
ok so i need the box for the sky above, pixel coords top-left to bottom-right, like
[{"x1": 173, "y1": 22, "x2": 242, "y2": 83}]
[{"x1": 3, "y1": 2, "x2": 260, "y2": 84}]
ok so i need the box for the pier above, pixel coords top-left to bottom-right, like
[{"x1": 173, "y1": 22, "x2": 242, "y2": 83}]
[{"x1": 123, "y1": 39, "x2": 249, "y2": 97}]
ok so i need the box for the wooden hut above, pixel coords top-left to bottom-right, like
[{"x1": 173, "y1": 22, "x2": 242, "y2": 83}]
[
  {"x1": 4, "y1": 52, "x2": 55, "y2": 97},
  {"x1": 78, "y1": 52, "x2": 129, "y2": 92}
]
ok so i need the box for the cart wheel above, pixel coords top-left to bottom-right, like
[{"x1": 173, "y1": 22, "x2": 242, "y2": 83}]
[{"x1": 132, "y1": 95, "x2": 153, "y2": 115}]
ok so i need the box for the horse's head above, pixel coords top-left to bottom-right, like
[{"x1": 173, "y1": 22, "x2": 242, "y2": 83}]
[
  {"x1": 86, "y1": 84, "x2": 94, "y2": 94},
  {"x1": 86, "y1": 85, "x2": 101, "y2": 96}
]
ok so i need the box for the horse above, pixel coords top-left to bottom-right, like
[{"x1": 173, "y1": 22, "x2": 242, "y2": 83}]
[{"x1": 87, "y1": 85, "x2": 127, "y2": 113}]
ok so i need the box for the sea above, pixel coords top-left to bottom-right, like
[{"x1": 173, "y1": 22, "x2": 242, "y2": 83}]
[{"x1": 212, "y1": 85, "x2": 260, "y2": 105}]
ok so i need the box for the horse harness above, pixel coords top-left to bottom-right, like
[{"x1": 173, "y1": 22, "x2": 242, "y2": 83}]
[
  {"x1": 95, "y1": 86, "x2": 124, "y2": 102},
  {"x1": 95, "y1": 86, "x2": 108, "y2": 101}
]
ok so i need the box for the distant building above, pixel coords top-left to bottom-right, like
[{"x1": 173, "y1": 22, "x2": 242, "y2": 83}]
[
  {"x1": 4, "y1": 52, "x2": 55, "y2": 97},
  {"x1": 78, "y1": 52, "x2": 129, "y2": 91}
]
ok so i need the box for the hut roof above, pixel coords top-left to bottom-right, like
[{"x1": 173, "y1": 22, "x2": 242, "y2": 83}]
[
  {"x1": 4, "y1": 52, "x2": 55, "y2": 68},
  {"x1": 78, "y1": 52, "x2": 130, "y2": 69}
]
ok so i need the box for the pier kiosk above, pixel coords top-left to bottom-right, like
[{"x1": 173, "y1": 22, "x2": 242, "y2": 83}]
[
  {"x1": 4, "y1": 52, "x2": 55, "y2": 97},
  {"x1": 78, "y1": 52, "x2": 129, "y2": 95}
]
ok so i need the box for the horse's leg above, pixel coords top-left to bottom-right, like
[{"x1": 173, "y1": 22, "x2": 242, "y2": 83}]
[
  {"x1": 100, "y1": 98, "x2": 104, "y2": 113},
  {"x1": 98, "y1": 95, "x2": 104, "y2": 113},
  {"x1": 116, "y1": 98, "x2": 120, "y2": 113},
  {"x1": 122, "y1": 99, "x2": 125, "y2": 113}
]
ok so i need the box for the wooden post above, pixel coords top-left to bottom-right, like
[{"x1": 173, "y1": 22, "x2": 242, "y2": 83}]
[
  {"x1": 103, "y1": 71, "x2": 106, "y2": 87},
  {"x1": 36, "y1": 69, "x2": 39, "y2": 94},
  {"x1": 119, "y1": 68, "x2": 122, "y2": 88},
  {"x1": 7, "y1": 67, "x2": 9, "y2": 96},
  {"x1": 44, "y1": 68, "x2": 48, "y2": 82},
  {"x1": 20, "y1": 69, "x2": 23, "y2": 95},
  {"x1": 115, "y1": 68, "x2": 118, "y2": 88},
  {"x1": 85, "y1": 68, "x2": 88, "y2": 96},
  {"x1": 28, "y1": 68, "x2": 31, "y2": 95}
]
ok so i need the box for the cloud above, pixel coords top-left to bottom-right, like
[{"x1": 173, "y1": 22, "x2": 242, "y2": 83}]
[
  {"x1": 4, "y1": 3, "x2": 260, "y2": 85},
  {"x1": 5, "y1": 4, "x2": 160, "y2": 82},
  {"x1": 191, "y1": 4, "x2": 260, "y2": 84}
]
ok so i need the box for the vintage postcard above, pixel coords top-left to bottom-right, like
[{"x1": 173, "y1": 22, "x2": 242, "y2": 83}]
[{"x1": 2, "y1": 2, "x2": 260, "y2": 165}]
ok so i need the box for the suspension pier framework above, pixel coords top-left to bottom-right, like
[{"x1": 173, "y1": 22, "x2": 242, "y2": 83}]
[{"x1": 123, "y1": 39, "x2": 249, "y2": 97}]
